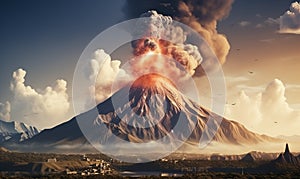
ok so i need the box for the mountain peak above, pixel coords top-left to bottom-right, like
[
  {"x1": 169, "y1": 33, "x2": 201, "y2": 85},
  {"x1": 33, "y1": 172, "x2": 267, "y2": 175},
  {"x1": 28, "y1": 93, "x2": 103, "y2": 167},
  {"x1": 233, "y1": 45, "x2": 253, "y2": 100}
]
[
  {"x1": 284, "y1": 143, "x2": 290, "y2": 154},
  {"x1": 241, "y1": 153, "x2": 255, "y2": 162},
  {"x1": 12, "y1": 74, "x2": 279, "y2": 153},
  {"x1": 128, "y1": 73, "x2": 182, "y2": 115},
  {"x1": 0, "y1": 119, "x2": 39, "y2": 143},
  {"x1": 273, "y1": 143, "x2": 300, "y2": 165},
  {"x1": 130, "y1": 73, "x2": 177, "y2": 90}
]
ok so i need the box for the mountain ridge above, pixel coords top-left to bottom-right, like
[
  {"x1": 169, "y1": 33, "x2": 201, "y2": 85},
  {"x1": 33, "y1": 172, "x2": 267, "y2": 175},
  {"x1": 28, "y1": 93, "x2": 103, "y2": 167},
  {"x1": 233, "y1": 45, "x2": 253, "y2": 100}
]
[
  {"x1": 273, "y1": 143, "x2": 300, "y2": 165},
  {"x1": 0, "y1": 119, "x2": 39, "y2": 144},
  {"x1": 4, "y1": 73, "x2": 280, "y2": 153}
]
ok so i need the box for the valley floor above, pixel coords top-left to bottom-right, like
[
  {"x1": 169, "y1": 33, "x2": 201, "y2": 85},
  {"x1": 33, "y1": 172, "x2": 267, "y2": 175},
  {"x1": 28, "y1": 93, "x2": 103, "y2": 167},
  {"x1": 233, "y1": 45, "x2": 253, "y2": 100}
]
[{"x1": 1, "y1": 150, "x2": 300, "y2": 178}]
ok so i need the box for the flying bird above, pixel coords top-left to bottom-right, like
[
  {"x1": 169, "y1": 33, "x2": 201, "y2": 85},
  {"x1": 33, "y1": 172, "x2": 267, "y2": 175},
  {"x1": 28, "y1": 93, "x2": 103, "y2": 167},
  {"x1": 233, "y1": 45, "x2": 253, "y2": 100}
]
[{"x1": 248, "y1": 71, "x2": 254, "y2": 74}]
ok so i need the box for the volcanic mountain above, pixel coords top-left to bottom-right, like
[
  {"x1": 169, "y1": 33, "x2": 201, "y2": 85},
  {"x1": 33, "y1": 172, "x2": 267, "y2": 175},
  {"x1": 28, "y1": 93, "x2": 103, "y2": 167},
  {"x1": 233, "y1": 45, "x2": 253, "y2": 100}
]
[{"x1": 9, "y1": 73, "x2": 278, "y2": 152}]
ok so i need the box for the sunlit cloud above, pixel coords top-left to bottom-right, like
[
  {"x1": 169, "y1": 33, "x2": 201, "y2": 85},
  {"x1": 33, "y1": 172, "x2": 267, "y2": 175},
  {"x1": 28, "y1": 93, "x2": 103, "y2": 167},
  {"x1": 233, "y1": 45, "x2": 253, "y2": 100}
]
[
  {"x1": 239, "y1": 21, "x2": 251, "y2": 27},
  {"x1": 84, "y1": 49, "x2": 129, "y2": 109},
  {"x1": 0, "y1": 101, "x2": 10, "y2": 121},
  {"x1": 265, "y1": 17, "x2": 279, "y2": 26},
  {"x1": 279, "y1": 1, "x2": 300, "y2": 34},
  {"x1": 225, "y1": 79, "x2": 300, "y2": 136},
  {"x1": 4, "y1": 68, "x2": 71, "y2": 129}
]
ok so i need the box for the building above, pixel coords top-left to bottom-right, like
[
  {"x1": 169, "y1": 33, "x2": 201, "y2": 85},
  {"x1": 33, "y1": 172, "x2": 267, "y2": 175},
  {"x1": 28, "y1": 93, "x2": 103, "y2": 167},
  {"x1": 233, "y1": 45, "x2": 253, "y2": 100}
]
[
  {"x1": 82, "y1": 154, "x2": 90, "y2": 161},
  {"x1": 47, "y1": 158, "x2": 57, "y2": 162}
]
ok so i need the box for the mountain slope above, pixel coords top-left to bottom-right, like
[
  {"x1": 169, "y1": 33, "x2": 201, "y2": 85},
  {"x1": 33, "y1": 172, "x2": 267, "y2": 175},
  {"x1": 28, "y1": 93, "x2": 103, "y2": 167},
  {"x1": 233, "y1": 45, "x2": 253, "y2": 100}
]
[
  {"x1": 13, "y1": 73, "x2": 278, "y2": 152},
  {"x1": 241, "y1": 153, "x2": 256, "y2": 162},
  {"x1": 0, "y1": 119, "x2": 39, "y2": 144}
]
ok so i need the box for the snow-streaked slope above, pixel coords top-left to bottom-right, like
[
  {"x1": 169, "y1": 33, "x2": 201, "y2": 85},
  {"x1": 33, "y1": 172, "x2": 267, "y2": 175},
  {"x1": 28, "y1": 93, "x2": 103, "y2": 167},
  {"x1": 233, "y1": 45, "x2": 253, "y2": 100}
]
[
  {"x1": 19, "y1": 73, "x2": 279, "y2": 152},
  {"x1": 0, "y1": 119, "x2": 39, "y2": 143}
]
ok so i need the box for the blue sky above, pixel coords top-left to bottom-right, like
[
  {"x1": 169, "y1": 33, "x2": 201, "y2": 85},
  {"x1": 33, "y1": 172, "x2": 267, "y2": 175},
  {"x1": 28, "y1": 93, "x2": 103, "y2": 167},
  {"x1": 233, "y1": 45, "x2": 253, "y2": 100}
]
[{"x1": 0, "y1": 0, "x2": 125, "y2": 99}]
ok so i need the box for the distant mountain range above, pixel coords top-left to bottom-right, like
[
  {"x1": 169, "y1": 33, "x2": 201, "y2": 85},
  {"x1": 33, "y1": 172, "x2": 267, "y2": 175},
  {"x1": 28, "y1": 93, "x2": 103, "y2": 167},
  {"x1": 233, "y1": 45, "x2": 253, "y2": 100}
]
[
  {"x1": 1, "y1": 73, "x2": 280, "y2": 153},
  {"x1": 251, "y1": 143, "x2": 300, "y2": 173},
  {"x1": 0, "y1": 119, "x2": 39, "y2": 144},
  {"x1": 273, "y1": 143, "x2": 300, "y2": 165}
]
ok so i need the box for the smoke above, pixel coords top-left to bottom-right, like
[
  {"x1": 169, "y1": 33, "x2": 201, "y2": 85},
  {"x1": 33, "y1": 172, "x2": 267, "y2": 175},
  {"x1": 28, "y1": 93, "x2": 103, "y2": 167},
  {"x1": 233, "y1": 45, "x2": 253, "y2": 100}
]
[
  {"x1": 124, "y1": 0, "x2": 233, "y2": 76},
  {"x1": 84, "y1": 1, "x2": 235, "y2": 105},
  {"x1": 84, "y1": 46, "x2": 199, "y2": 107},
  {"x1": 279, "y1": 1, "x2": 300, "y2": 34},
  {"x1": 177, "y1": 0, "x2": 232, "y2": 75},
  {"x1": 132, "y1": 10, "x2": 202, "y2": 76}
]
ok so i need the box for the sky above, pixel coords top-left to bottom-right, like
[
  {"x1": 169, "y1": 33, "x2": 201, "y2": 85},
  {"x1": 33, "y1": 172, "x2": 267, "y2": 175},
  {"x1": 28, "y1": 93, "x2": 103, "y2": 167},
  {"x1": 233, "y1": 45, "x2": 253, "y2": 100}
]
[{"x1": 0, "y1": 0, "x2": 300, "y2": 137}]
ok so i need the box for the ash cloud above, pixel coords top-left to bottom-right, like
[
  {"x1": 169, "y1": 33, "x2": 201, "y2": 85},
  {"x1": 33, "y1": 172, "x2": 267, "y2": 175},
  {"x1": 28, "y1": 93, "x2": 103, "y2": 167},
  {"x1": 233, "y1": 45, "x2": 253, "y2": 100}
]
[
  {"x1": 83, "y1": 1, "x2": 234, "y2": 107},
  {"x1": 132, "y1": 10, "x2": 202, "y2": 76},
  {"x1": 124, "y1": 0, "x2": 233, "y2": 76}
]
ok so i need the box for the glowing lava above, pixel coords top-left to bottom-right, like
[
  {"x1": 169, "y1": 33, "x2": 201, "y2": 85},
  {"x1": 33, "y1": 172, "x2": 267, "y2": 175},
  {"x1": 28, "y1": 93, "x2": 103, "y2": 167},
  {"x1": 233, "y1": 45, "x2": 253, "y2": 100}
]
[{"x1": 130, "y1": 73, "x2": 177, "y2": 90}]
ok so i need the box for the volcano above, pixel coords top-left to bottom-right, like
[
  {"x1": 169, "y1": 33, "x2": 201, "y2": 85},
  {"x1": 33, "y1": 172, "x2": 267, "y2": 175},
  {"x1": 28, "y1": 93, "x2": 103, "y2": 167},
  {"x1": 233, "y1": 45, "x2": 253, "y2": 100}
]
[
  {"x1": 12, "y1": 73, "x2": 278, "y2": 153},
  {"x1": 86, "y1": 73, "x2": 277, "y2": 145}
]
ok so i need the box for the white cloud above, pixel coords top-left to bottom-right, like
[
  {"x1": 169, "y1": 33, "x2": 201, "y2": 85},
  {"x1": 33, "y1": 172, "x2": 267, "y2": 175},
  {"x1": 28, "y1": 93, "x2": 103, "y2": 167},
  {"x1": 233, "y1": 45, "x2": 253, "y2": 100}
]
[
  {"x1": 239, "y1": 21, "x2": 251, "y2": 27},
  {"x1": 0, "y1": 101, "x2": 10, "y2": 121},
  {"x1": 234, "y1": 84, "x2": 264, "y2": 93},
  {"x1": 279, "y1": 1, "x2": 300, "y2": 34},
  {"x1": 255, "y1": 24, "x2": 263, "y2": 28},
  {"x1": 84, "y1": 49, "x2": 129, "y2": 108},
  {"x1": 225, "y1": 76, "x2": 250, "y2": 83},
  {"x1": 259, "y1": 38, "x2": 276, "y2": 43},
  {"x1": 265, "y1": 17, "x2": 279, "y2": 25},
  {"x1": 225, "y1": 79, "x2": 300, "y2": 136},
  {"x1": 8, "y1": 68, "x2": 70, "y2": 129},
  {"x1": 286, "y1": 83, "x2": 300, "y2": 89},
  {"x1": 255, "y1": 17, "x2": 279, "y2": 29}
]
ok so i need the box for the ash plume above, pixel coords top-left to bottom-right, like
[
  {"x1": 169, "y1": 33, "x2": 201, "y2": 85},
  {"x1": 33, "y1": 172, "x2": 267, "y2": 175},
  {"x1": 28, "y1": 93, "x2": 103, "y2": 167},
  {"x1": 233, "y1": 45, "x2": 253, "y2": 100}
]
[
  {"x1": 124, "y1": 0, "x2": 233, "y2": 76},
  {"x1": 132, "y1": 11, "x2": 202, "y2": 76}
]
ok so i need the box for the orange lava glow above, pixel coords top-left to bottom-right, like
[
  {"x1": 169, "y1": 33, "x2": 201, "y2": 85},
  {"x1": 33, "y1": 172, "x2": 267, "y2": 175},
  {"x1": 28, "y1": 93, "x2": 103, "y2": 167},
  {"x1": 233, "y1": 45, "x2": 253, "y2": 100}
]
[
  {"x1": 132, "y1": 38, "x2": 198, "y2": 76},
  {"x1": 131, "y1": 73, "x2": 176, "y2": 89}
]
